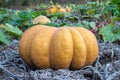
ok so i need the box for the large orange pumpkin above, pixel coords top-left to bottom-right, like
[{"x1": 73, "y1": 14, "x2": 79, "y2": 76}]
[{"x1": 19, "y1": 25, "x2": 98, "y2": 70}]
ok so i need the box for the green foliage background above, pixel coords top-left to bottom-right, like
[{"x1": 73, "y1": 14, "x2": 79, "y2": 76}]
[{"x1": 0, "y1": 0, "x2": 120, "y2": 45}]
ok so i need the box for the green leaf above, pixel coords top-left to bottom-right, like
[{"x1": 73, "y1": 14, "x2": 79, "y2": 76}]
[
  {"x1": 87, "y1": 9, "x2": 95, "y2": 15},
  {"x1": 3, "y1": 23, "x2": 22, "y2": 37},
  {"x1": 76, "y1": 22, "x2": 84, "y2": 27},
  {"x1": 89, "y1": 22, "x2": 96, "y2": 29},
  {"x1": 82, "y1": 21, "x2": 91, "y2": 30},
  {"x1": 99, "y1": 24, "x2": 120, "y2": 42},
  {"x1": 0, "y1": 29, "x2": 11, "y2": 45},
  {"x1": 94, "y1": 14, "x2": 101, "y2": 19},
  {"x1": 46, "y1": 22, "x2": 60, "y2": 27}
]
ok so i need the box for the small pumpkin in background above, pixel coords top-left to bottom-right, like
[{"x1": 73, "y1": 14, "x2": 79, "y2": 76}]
[
  {"x1": 46, "y1": 5, "x2": 57, "y2": 14},
  {"x1": 46, "y1": 4, "x2": 72, "y2": 14},
  {"x1": 32, "y1": 15, "x2": 51, "y2": 24},
  {"x1": 56, "y1": 5, "x2": 66, "y2": 13},
  {"x1": 65, "y1": 6, "x2": 72, "y2": 13},
  {"x1": 19, "y1": 25, "x2": 98, "y2": 70}
]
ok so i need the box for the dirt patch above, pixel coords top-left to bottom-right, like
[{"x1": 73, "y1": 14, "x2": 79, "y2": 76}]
[{"x1": 0, "y1": 40, "x2": 120, "y2": 80}]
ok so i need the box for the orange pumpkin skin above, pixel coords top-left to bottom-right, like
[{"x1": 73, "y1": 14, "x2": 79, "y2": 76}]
[
  {"x1": 50, "y1": 27, "x2": 73, "y2": 69},
  {"x1": 68, "y1": 28, "x2": 87, "y2": 69},
  {"x1": 74, "y1": 27, "x2": 99, "y2": 65},
  {"x1": 31, "y1": 27, "x2": 56, "y2": 69},
  {"x1": 19, "y1": 25, "x2": 98, "y2": 70},
  {"x1": 19, "y1": 25, "x2": 45, "y2": 67}
]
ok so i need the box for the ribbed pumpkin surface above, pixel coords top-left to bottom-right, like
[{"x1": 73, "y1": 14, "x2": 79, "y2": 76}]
[{"x1": 19, "y1": 25, "x2": 98, "y2": 70}]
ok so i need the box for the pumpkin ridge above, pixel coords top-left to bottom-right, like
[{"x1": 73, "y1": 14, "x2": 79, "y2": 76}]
[
  {"x1": 31, "y1": 27, "x2": 56, "y2": 69},
  {"x1": 67, "y1": 27, "x2": 87, "y2": 69},
  {"x1": 25, "y1": 27, "x2": 47, "y2": 67},
  {"x1": 19, "y1": 25, "x2": 45, "y2": 66},
  {"x1": 50, "y1": 27, "x2": 73, "y2": 69},
  {"x1": 74, "y1": 27, "x2": 98, "y2": 65}
]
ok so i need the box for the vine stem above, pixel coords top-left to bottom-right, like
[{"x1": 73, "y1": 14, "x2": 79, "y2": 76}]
[
  {"x1": 106, "y1": 71, "x2": 120, "y2": 80},
  {"x1": 0, "y1": 64, "x2": 19, "y2": 80}
]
